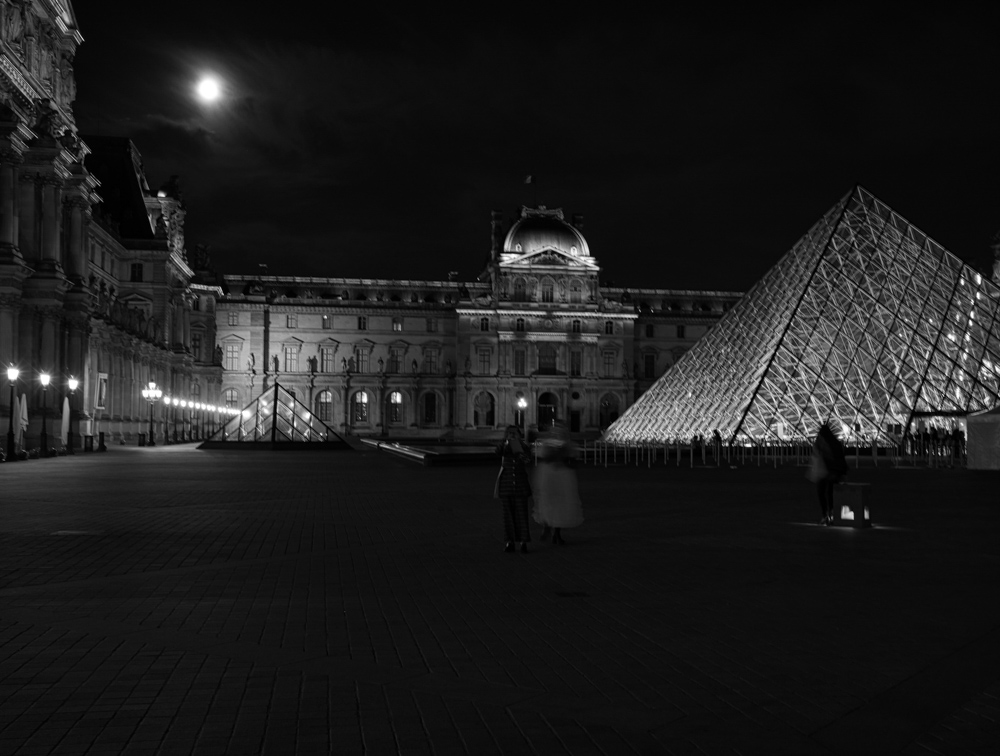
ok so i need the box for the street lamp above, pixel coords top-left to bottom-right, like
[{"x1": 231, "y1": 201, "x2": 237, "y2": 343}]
[
  {"x1": 141, "y1": 381, "x2": 162, "y2": 446},
  {"x1": 5, "y1": 366, "x2": 17, "y2": 461},
  {"x1": 517, "y1": 395, "x2": 528, "y2": 440},
  {"x1": 67, "y1": 377, "x2": 79, "y2": 455},
  {"x1": 40, "y1": 372, "x2": 51, "y2": 457},
  {"x1": 180, "y1": 400, "x2": 188, "y2": 441}
]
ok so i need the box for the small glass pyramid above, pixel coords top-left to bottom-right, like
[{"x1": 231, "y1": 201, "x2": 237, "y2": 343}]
[
  {"x1": 209, "y1": 383, "x2": 345, "y2": 444},
  {"x1": 606, "y1": 186, "x2": 1000, "y2": 444}
]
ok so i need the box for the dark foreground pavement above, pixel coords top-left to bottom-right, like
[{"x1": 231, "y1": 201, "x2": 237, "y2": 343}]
[{"x1": 0, "y1": 445, "x2": 998, "y2": 755}]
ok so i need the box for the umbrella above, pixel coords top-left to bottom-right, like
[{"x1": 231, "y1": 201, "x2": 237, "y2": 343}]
[
  {"x1": 17, "y1": 393, "x2": 27, "y2": 450},
  {"x1": 61, "y1": 396, "x2": 70, "y2": 446}
]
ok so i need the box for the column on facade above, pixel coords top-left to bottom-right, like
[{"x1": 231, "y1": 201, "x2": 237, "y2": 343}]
[
  {"x1": 17, "y1": 173, "x2": 36, "y2": 258},
  {"x1": 38, "y1": 306, "x2": 58, "y2": 376},
  {"x1": 65, "y1": 197, "x2": 87, "y2": 284},
  {"x1": 0, "y1": 294, "x2": 18, "y2": 368},
  {"x1": 39, "y1": 178, "x2": 62, "y2": 265},
  {"x1": 0, "y1": 149, "x2": 20, "y2": 253},
  {"x1": 182, "y1": 297, "x2": 191, "y2": 349}
]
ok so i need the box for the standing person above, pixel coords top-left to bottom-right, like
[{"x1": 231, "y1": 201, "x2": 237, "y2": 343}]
[
  {"x1": 495, "y1": 425, "x2": 532, "y2": 553},
  {"x1": 810, "y1": 421, "x2": 848, "y2": 525},
  {"x1": 533, "y1": 422, "x2": 584, "y2": 545}
]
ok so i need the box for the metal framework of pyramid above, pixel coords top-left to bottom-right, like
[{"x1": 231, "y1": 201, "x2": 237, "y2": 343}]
[
  {"x1": 606, "y1": 186, "x2": 1000, "y2": 444},
  {"x1": 204, "y1": 382, "x2": 347, "y2": 446}
]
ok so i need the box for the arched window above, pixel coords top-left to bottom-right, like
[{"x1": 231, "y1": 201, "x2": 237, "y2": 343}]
[
  {"x1": 473, "y1": 391, "x2": 495, "y2": 427},
  {"x1": 224, "y1": 388, "x2": 239, "y2": 408},
  {"x1": 422, "y1": 392, "x2": 438, "y2": 425},
  {"x1": 570, "y1": 280, "x2": 582, "y2": 303},
  {"x1": 316, "y1": 390, "x2": 333, "y2": 422},
  {"x1": 513, "y1": 279, "x2": 527, "y2": 302},
  {"x1": 541, "y1": 280, "x2": 554, "y2": 303},
  {"x1": 388, "y1": 391, "x2": 403, "y2": 424},
  {"x1": 352, "y1": 391, "x2": 369, "y2": 424}
]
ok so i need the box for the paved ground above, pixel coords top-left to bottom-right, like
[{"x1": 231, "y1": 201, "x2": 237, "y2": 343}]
[{"x1": 0, "y1": 444, "x2": 997, "y2": 755}]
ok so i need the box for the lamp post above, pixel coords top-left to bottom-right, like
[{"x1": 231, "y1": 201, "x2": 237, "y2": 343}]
[
  {"x1": 162, "y1": 397, "x2": 171, "y2": 444},
  {"x1": 40, "y1": 372, "x2": 50, "y2": 457},
  {"x1": 67, "y1": 377, "x2": 78, "y2": 455},
  {"x1": 517, "y1": 395, "x2": 528, "y2": 440},
  {"x1": 180, "y1": 400, "x2": 188, "y2": 441},
  {"x1": 5, "y1": 366, "x2": 17, "y2": 460},
  {"x1": 141, "y1": 381, "x2": 162, "y2": 446}
]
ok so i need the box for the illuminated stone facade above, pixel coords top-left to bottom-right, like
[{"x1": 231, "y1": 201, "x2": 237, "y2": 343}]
[
  {"x1": 217, "y1": 207, "x2": 741, "y2": 438},
  {"x1": 0, "y1": 1, "x2": 220, "y2": 452}
]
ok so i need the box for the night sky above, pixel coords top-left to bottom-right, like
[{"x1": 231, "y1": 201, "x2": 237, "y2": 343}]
[{"x1": 71, "y1": 5, "x2": 1000, "y2": 292}]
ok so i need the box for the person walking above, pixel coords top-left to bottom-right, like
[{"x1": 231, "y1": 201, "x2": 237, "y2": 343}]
[
  {"x1": 495, "y1": 425, "x2": 532, "y2": 553},
  {"x1": 810, "y1": 421, "x2": 848, "y2": 525},
  {"x1": 533, "y1": 422, "x2": 584, "y2": 545}
]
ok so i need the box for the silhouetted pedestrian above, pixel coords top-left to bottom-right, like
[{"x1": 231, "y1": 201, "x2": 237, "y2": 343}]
[
  {"x1": 533, "y1": 422, "x2": 584, "y2": 544},
  {"x1": 809, "y1": 421, "x2": 847, "y2": 525},
  {"x1": 495, "y1": 425, "x2": 532, "y2": 553}
]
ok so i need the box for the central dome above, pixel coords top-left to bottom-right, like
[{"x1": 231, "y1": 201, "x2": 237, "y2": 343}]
[{"x1": 503, "y1": 207, "x2": 590, "y2": 258}]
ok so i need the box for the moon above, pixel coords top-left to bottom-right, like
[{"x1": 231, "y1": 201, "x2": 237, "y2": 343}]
[{"x1": 196, "y1": 77, "x2": 221, "y2": 101}]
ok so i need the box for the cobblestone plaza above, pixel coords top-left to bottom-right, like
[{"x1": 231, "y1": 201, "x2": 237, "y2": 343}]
[{"x1": 1, "y1": 447, "x2": 997, "y2": 754}]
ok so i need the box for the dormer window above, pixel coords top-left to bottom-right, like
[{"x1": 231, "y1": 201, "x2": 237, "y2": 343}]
[
  {"x1": 515, "y1": 243, "x2": 522, "y2": 252},
  {"x1": 570, "y1": 246, "x2": 578, "y2": 255}
]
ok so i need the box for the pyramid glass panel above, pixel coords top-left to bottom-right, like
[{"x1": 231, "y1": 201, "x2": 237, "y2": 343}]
[
  {"x1": 605, "y1": 187, "x2": 1000, "y2": 443},
  {"x1": 209, "y1": 383, "x2": 345, "y2": 444}
]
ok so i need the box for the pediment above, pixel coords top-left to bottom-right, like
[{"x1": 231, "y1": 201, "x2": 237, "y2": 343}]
[{"x1": 501, "y1": 247, "x2": 595, "y2": 269}]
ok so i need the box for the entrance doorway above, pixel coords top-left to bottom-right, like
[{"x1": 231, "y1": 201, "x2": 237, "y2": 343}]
[{"x1": 537, "y1": 392, "x2": 558, "y2": 430}]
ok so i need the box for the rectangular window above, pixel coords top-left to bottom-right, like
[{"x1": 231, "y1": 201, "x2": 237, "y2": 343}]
[
  {"x1": 356, "y1": 350, "x2": 369, "y2": 373},
  {"x1": 603, "y1": 351, "x2": 615, "y2": 377},
  {"x1": 392, "y1": 318, "x2": 403, "y2": 332},
  {"x1": 423, "y1": 393, "x2": 437, "y2": 424},
  {"x1": 604, "y1": 321, "x2": 614, "y2": 335},
  {"x1": 572, "y1": 320, "x2": 581, "y2": 333},
  {"x1": 515, "y1": 318, "x2": 525, "y2": 332},
  {"x1": 542, "y1": 282, "x2": 554, "y2": 303},
  {"x1": 644, "y1": 354, "x2": 656, "y2": 379},
  {"x1": 426, "y1": 318, "x2": 437, "y2": 333},
  {"x1": 513, "y1": 349, "x2": 526, "y2": 376},
  {"x1": 191, "y1": 333, "x2": 202, "y2": 362},
  {"x1": 320, "y1": 347, "x2": 335, "y2": 373},
  {"x1": 570, "y1": 350, "x2": 582, "y2": 377},
  {"x1": 480, "y1": 317, "x2": 489, "y2": 332},
  {"x1": 389, "y1": 347, "x2": 403, "y2": 373},
  {"x1": 677, "y1": 324, "x2": 686, "y2": 338},
  {"x1": 478, "y1": 348, "x2": 491, "y2": 375},
  {"x1": 645, "y1": 324, "x2": 655, "y2": 338},
  {"x1": 358, "y1": 316, "x2": 368, "y2": 331},
  {"x1": 228, "y1": 311, "x2": 239, "y2": 326},
  {"x1": 424, "y1": 349, "x2": 439, "y2": 374},
  {"x1": 322, "y1": 315, "x2": 331, "y2": 330},
  {"x1": 130, "y1": 262, "x2": 143, "y2": 282},
  {"x1": 284, "y1": 346, "x2": 299, "y2": 373},
  {"x1": 286, "y1": 314, "x2": 297, "y2": 328},
  {"x1": 225, "y1": 344, "x2": 240, "y2": 371}
]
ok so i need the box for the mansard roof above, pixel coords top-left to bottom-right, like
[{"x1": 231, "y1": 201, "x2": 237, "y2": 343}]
[{"x1": 83, "y1": 136, "x2": 155, "y2": 240}]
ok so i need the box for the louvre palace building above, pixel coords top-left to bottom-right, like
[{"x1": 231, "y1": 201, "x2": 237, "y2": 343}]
[
  {"x1": 0, "y1": 0, "x2": 741, "y2": 450},
  {"x1": 1, "y1": 0, "x2": 221, "y2": 453},
  {"x1": 216, "y1": 207, "x2": 741, "y2": 439}
]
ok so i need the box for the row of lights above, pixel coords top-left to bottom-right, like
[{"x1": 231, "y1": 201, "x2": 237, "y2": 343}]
[{"x1": 6, "y1": 366, "x2": 80, "y2": 458}]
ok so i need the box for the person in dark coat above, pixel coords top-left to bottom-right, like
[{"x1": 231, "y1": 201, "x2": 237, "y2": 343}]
[
  {"x1": 495, "y1": 425, "x2": 532, "y2": 552},
  {"x1": 811, "y1": 421, "x2": 848, "y2": 525}
]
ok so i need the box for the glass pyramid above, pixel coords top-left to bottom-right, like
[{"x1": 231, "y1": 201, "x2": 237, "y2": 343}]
[
  {"x1": 207, "y1": 383, "x2": 346, "y2": 445},
  {"x1": 606, "y1": 186, "x2": 1000, "y2": 444}
]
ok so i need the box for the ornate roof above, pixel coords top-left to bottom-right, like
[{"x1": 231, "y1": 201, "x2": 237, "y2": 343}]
[{"x1": 499, "y1": 206, "x2": 597, "y2": 270}]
